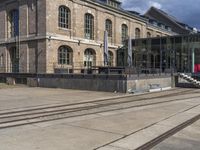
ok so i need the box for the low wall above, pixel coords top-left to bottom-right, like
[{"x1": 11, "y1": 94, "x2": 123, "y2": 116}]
[
  {"x1": 127, "y1": 75, "x2": 173, "y2": 91},
  {"x1": 27, "y1": 75, "x2": 127, "y2": 93},
  {"x1": 0, "y1": 73, "x2": 175, "y2": 93},
  {"x1": 6, "y1": 77, "x2": 16, "y2": 85}
]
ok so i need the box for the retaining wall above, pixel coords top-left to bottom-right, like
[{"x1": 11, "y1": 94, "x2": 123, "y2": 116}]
[
  {"x1": 27, "y1": 75, "x2": 127, "y2": 93},
  {"x1": 0, "y1": 73, "x2": 174, "y2": 93},
  {"x1": 127, "y1": 75, "x2": 172, "y2": 91}
]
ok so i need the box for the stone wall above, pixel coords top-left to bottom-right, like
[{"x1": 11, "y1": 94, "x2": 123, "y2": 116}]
[
  {"x1": 0, "y1": 73, "x2": 174, "y2": 93},
  {"x1": 27, "y1": 74, "x2": 127, "y2": 93},
  {"x1": 127, "y1": 76, "x2": 172, "y2": 91}
]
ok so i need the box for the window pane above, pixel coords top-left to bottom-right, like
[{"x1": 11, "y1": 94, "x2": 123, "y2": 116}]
[
  {"x1": 59, "y1": 6, "x2": 70, "y2": 29},
  {"x1": 9, "y1": 9, "x2": 19, "y2": 37},
  {"x1": 121, "y1": 24, "x2": 128, "y2": 44},
  {"x1": 135, "y1": 28, "x2": 141, "y2": 39},
  {"x1": 85, "y1": 14, "x2": 94, "y2": 40},
  {"x1": 106, "y1": 19, "x2": 112, "y2": 38},
  {"x1": 58, "y1": 46, "x2": 73, "y2": 65}
]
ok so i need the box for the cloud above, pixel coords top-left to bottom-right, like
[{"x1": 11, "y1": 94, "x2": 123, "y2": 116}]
[
  {"x1": 121, "y1": 0, "x2": 200, "y2": 29},
  {"x1": 148, "y1": 1, "x2": 162, "y2": 9}
]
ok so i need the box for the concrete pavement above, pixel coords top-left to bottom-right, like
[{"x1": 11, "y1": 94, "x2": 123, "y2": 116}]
[
  {"x1": 0, "y1": 87, "x2": 199, "y2": 150},
  {"x1": 153, "y1": 120, "x2": 200, "y2": 150},
  {"x1": 0, "y1": 87, "x2": 123, "y2": 111}
]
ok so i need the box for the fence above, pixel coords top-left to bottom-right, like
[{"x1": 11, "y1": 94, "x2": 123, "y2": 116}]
[{"x1": 0, "y1": 60, "x2": 179, "y2": 77}]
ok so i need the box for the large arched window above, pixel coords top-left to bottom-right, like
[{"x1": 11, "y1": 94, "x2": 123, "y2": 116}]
[
  {"x1": 105, "y1": 19, "x2": 112, "y2": 38},
  {"x1": 135, "y1": 28, "x2": 141, "y2": 39},
  {"x1": 58, "y1": 6, "x2": 71, "y2": 29},
  {"x1": 121, "y1": 24, "x2": 128, "y2": 44},
  {"x1": 8, "y1": 9, "x2": 19, "y2": 37},
  {"x1": 58, "y1": 46, "x2": 73, "y2": 65},
  {"x1": 84, "y1": 48, "x2": 96, "y2": 68},
  {"x1": 85, "y1": 13, "x2": 94, "y2": 40}
]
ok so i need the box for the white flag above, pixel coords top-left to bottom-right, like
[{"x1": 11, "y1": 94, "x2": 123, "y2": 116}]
[
  {"x1": 104, "y1": 31, "x2": 109, "y2": 66},
  {"x1": 127, "y1": 36, "x2": 132, "y2": 67}
]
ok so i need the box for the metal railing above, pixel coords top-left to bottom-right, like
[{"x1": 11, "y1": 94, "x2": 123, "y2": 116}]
[{"x1": 0, "y1": 61, "x2": 180, "y2": 77}]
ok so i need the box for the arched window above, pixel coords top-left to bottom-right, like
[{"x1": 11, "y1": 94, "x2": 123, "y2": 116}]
[
  {"x1": 8, "y1": 9, "x2": 19, "y2": 37},
  {"x1": 105, "y1": 19, "x2": 112, "y2": 38},
  {"x1": 147, "y1": 32, "x2": 151, "y2": 38},
  {"x1": 58, "y1": 46, "x2": 73, "y2": 65},
  {"x1": 135, "y1": 28, "x2": 140, "y2": 39},
  {"x1": 58, "y1": 6, "x2": 71, "y2": 29},
  {"x1": 108, "y1": 51, "x2": 114, "y2": 66},
  {"x1": 121, "y1": 24, "x2": 128, "y2": 44},
  {"x1": 84, "y1": 48, "x2": 96, "y2": 68},
  {"x1": 85, "y1": 13, "x2": 94, "y2": 40}
]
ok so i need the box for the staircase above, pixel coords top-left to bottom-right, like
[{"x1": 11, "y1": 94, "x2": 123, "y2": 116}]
[{"x1": 178, "y1": 73, "x2": 200, "y2": 87}]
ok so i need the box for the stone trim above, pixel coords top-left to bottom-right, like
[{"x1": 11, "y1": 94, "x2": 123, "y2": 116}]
[{"x1": 0, "y1": 34, "x2": 120, "y2": 48}]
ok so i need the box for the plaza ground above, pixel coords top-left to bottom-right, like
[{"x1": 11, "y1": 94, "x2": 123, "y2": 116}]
[{"x1": 0, "y1": 86, "x2": 199, "y2": 150}]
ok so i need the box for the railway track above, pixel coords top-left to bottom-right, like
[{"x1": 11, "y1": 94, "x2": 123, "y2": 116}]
[
  {"x1": 95, "y1": 103, "x2": 200, "y2": 150},
  {"x1": 0, "y1": 88, "x2": 199, "y2": 129},
  {"x1": 135, "y1": 113, "x2": 200, "y2": 150}
]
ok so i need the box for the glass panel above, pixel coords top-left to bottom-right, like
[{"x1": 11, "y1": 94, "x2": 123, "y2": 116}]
[
  {"x1": 85, "y1": 14, "x2": 94, "y2": 40},
  {"x1": 105, "y1": 19, "x2": 112, "y2": 38},
  {"x1": 58, "y1": 46, "x2": 73, "y2": 65},
  {"x1": 59, "y1": 6, "x2": 70, "y2": 28},
  {"x1": 9, "y1": 9, "x2": 19, "y2": 37},
  {"x1": 121, "y1": 24, "x2": 128, "y2": 45}
]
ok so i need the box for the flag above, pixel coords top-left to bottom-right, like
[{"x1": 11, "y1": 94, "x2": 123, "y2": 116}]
[
  {"x1": 104, "y1": 31, "x2": 109, "y2": 66},
  {"x1": 127, "y1": 36, "x2": 132, "y2": 67}
]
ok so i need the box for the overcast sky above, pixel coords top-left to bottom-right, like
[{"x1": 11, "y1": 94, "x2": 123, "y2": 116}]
[{"x1": 121, "y1": 0, "x2": 200, "y2": 29}]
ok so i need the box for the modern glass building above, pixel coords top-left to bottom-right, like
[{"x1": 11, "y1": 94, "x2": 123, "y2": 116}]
[{"x1": 117, "y1": 34, "x2": 200, "y2": 74}]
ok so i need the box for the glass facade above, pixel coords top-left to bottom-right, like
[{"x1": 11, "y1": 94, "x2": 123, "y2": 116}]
[{"x1": 117, "y1": 34, "x2": 200, "y2": 74}]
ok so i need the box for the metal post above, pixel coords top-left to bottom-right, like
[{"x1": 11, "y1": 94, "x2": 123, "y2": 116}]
[
  {"x1": 170, "y1": 49, "x2": 173, "y2": 76},
  {"x1": 18, "y1": 6, "x2": 20, "y2": 73},
  {"x1": 192, "y1": 48, "x2": 195, "y2": 73},
  {"x1": 159, "y1": 38, "x2": 162, "y2": 75},
  {"x1": 173, "y1": 37, "x2": 176, "y2": 74}
]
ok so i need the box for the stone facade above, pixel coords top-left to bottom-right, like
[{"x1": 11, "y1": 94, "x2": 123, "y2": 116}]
[{"x1": 0, "y1": 0, "x2": 175, "y2": 73}]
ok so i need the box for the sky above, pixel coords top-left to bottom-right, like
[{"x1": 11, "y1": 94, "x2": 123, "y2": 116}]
[{"x1": 121, "y1": 0, "x2": 200, "y2": 30}]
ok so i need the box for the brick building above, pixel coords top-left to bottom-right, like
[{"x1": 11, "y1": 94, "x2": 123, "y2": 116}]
[{"x1": 0, "y1": 0, "x2": 175, "y2": 73}]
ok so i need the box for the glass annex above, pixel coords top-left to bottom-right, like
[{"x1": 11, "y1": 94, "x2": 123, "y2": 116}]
[{"x1": 117, "y1": 34, "x2": 200, "y2": 74}]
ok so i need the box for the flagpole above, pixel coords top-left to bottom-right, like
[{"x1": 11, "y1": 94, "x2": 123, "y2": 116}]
[{"x1": 17, "y1": 0, "x2": 20, "y2": 73}]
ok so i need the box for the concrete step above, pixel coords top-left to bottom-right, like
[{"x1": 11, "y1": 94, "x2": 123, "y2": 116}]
[{"x1": 179, "y1": 73, "x2": 200, "y2": 88}]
